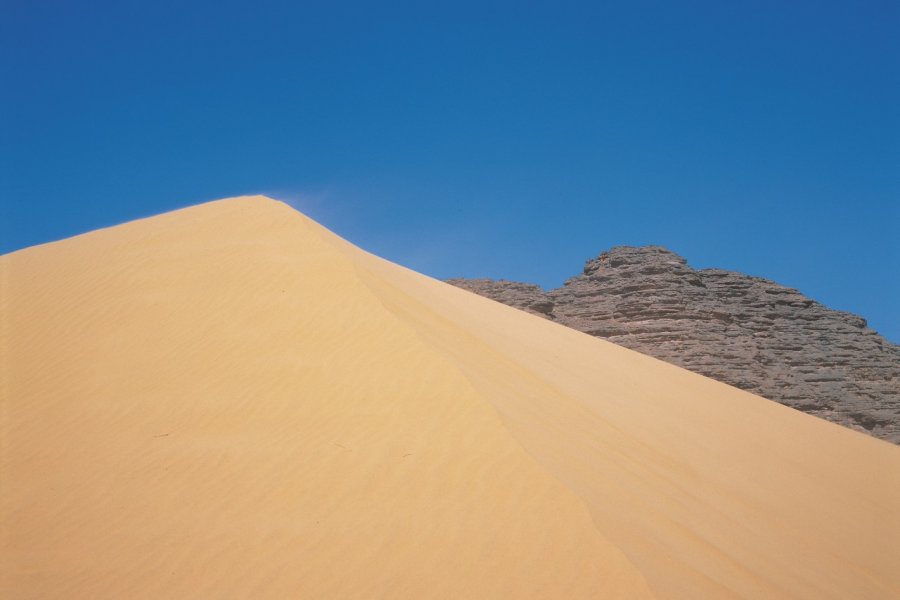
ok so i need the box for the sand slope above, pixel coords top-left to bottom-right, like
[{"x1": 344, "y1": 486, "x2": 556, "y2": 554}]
[{"x1": 2, "y1": 196, "x2": 898, "y2": 599}]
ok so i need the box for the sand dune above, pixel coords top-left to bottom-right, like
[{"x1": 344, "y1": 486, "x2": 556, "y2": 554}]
[{"x1": 2, "y1": 196, "x2": 898, "y2": 599}]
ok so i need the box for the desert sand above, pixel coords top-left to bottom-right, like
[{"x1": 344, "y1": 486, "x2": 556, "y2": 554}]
[{"x1": 1, "y1": 195, "x2": 898, "y2": 599}]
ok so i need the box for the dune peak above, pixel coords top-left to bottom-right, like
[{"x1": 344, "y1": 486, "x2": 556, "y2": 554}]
[{"x1": 2, "y1": 197, "x2": 899, "y2": 599}]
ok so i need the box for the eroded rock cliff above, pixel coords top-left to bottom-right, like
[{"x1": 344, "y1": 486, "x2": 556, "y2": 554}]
[{"x1": 449, "y1": 246, "x2": 900, "y2": 443}]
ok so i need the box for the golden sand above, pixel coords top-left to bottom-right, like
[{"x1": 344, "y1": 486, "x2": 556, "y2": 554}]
[{"x1": 2, "y1": 196, "x2": 898, "y2": 598}]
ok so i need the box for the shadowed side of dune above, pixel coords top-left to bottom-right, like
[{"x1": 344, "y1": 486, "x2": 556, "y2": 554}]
[{"x1": 308, "y1": 200, "x2": 900, "y2": 599}]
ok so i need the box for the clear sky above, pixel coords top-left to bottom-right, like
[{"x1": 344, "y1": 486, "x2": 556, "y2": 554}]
[{"x1": 2, "y1": 0, "x2": 898, "y2": 341}]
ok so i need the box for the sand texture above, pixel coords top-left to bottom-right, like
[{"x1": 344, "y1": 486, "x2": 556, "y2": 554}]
[{"x1": 2, "y1": 196, "x2": 899, "y2": 599}]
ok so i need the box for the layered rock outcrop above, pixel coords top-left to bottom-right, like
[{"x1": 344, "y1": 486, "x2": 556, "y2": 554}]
[{"x1": 449, "y1": 246, "x2": 900, "y2": 443}]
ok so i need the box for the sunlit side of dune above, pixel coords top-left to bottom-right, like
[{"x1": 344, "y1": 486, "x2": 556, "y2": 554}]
[{"x1": 2, "y1": 196, "x2": 898, "y2": 599}]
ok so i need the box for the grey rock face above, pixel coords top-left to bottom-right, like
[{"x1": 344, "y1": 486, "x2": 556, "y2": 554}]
[{"x1": 448, "y1": 246, "x2": 900, "y2": 444}]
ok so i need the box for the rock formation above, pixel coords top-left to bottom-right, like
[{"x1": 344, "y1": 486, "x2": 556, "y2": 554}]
[{"x1": 449, "y1": 246, "x2": 900, "y2": 443}]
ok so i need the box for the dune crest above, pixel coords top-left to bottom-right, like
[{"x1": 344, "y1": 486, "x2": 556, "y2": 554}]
[{"x1": 2, "y1": 196, "x2": 899, "y2": 599}]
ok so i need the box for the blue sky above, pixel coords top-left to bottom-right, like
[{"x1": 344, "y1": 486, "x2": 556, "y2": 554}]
[{"x1": 2, "y1": 0, "x2": 898, "y2": 340}]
